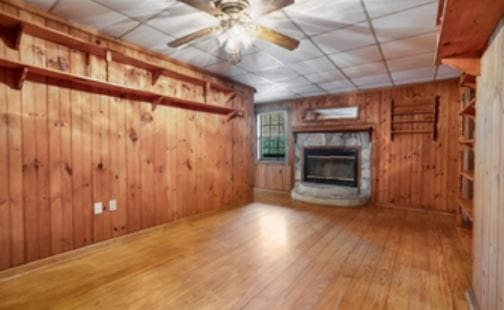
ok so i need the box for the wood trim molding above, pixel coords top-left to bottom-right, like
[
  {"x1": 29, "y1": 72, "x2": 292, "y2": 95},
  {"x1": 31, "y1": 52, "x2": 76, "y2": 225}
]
[{"x1": 292, "y1": 123, "x2": 375, "y2": 134}]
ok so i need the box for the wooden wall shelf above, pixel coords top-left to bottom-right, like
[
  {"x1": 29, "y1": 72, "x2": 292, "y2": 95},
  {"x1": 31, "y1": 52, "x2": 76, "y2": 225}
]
[
  {"x1": 0, "y1": 57, "x2": 243, "y2": 117},
  {"x1": 458, "y1": 137, "x2": 475, "y2": 147},
  {"x1": 456, "y1": 196, "x2": 474, "y2": 221},
  {"x1": 460, "y1": 99, "x2": 476, "y2": 117},
  {"x1": 461, "y1": 170, "x2": 475, "y2": 182},
  {"x1": 460, "y1": 73, "x2": 476, "y2": 89},
  {"x1": 0, "y1": 11, "x2": 235, "y2": 98}
]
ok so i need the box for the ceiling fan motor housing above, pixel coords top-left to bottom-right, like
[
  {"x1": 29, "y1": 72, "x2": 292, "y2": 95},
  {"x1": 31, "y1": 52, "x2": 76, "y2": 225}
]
[{"x1": 216, "y1": 0, "x2": 250, "y2": 15}]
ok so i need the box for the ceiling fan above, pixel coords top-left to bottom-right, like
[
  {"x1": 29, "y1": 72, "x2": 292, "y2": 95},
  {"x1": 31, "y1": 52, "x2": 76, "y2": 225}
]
[{"x1": 168, "y1": 0, "x2": 300, "y2": 63}]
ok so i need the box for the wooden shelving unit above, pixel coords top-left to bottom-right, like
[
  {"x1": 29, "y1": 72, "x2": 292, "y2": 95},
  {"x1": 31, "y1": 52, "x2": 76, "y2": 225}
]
[
  {"x1": 0, "y1": 10, "x2": 242, "y2": 116},
  {"x1": 456, "y1": 75, "x2": 476, "y2": 239},
  {"x1": 390, "y1": 96, "x2": 440, "y2": 140}
]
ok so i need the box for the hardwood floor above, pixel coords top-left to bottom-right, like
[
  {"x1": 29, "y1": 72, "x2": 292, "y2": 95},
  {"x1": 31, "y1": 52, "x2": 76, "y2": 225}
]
[{"x1": 0, "y1": 190, "x2": 471, "y2": 309}]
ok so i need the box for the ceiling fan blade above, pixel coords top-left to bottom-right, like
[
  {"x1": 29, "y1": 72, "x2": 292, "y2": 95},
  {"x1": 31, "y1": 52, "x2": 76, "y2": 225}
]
[
  {"x1": 168, "y1": 27, "x2": 218, "y2": 48},
  {"x1": 249, "y1": 0, "x2": 294, "y2": 18},
  {"x1": 254, "y1": 25, "x2": 299, "y2": 50},
  {"x1": 178, "y1": 0, "x2": 223, "y2": 17}
]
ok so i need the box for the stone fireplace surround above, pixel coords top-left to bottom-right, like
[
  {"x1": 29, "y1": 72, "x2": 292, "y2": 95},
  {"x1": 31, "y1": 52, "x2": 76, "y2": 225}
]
[{"x1": 291, "y1": 131, "x2": 371, "y2": 207}]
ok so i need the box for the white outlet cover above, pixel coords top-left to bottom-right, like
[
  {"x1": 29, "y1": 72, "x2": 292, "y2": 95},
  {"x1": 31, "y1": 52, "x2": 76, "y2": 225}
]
[
  {"x1": 109, "y1": 199, "x2": 117, "y2": 212},
  {"x1": 94, "y1": 202, "x2": 103, "y2": 215}
]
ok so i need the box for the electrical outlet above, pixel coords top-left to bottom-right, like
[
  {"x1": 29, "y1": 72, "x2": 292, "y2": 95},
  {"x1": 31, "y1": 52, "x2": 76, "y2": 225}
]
[
  {"x1": 94, "y1": 202, "x2": 103, "y2": 215},
  {"x1": 109, "y1": 199, "x2": 117, "y2": 212}
]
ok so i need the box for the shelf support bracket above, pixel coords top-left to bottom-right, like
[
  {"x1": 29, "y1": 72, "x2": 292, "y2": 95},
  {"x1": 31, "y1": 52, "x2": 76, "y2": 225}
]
[
  {"x1": 15, "y1": 67, "x2": 28, "y2": 90},
  {"x1": 152, "y1": 69, "x2": 163, "y2": 85},
  {"x1": 0, "y1": 22, "x2": 24, "y2": 50},
  {"x1": 152, "y1": 97, "x2": 163, "y2": 112},
  {"x1": 105, "y1": 50, "x2": 112, "y2": 82},
  {"x1": 441, "y1": 57, "x2": 481, "y2": 76},
  {"x1": 204, "y1": 82, "x2": 211, "y2": 104},
  {"x1": 226, "y1": 110, "x2": 244, "y2": 122}
]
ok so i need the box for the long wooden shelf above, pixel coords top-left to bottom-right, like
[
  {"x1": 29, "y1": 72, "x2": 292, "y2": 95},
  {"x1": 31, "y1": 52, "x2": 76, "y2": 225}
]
[
  {"x1": 0, "y1": 57, "x2": 243, "y2": 117},
  {"x1": 0, "y1": 11, "x2": 235, "y2": 96},
  {"x1": 459, "y1": 73, "x2": 476, "y2": 89},
  {"x1": 458, "y1": 137, "x2": 475, "y2": 147},
  {"x1": 456, "y1": 196, "x2": 474, "y2": 221},
  {"x1": 461, "y1": 170, "x2": 475, "y2": 182},
  {"x1": 460, "y1": 98, "x2": 476, "y2": 117}
]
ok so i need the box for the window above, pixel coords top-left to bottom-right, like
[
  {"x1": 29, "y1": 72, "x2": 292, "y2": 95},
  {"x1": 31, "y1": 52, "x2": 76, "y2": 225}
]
[{"x1": 257, "y1": 111, "x2": 287, "y2": 161}]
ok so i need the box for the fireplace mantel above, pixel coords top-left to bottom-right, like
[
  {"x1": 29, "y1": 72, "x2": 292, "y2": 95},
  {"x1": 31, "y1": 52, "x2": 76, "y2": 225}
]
[{"x1": 291, "y1": 123, "x2": 375, "y2": 134}]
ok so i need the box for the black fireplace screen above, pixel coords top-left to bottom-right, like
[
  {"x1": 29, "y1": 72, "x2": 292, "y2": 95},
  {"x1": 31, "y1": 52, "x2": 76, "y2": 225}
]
[{"x1": 303, "y1": 147, "x2": 358, "y2": 187}]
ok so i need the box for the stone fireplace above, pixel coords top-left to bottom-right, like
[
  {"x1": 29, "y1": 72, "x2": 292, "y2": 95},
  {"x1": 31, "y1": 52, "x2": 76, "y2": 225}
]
[{"x1": 292, "y1": 131, "x2": 371, "y2": 207}]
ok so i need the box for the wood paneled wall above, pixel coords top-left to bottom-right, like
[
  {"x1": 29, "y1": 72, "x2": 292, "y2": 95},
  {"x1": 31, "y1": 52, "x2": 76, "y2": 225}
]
[
  {"x1": 254, "y1": 80, "x2": 460, "y2": 213},
  {"x1": 0, "y1": 2, "x2": 254, "y2": 271},
  {"x1": 473, "y1": 18, "x2": 504, "y2": 310}
]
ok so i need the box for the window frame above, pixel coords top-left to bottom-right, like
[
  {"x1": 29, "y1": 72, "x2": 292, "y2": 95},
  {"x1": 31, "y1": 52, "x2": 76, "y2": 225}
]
[{"x1": 256, "y1": 110, "x2": 288, "y2": 163}]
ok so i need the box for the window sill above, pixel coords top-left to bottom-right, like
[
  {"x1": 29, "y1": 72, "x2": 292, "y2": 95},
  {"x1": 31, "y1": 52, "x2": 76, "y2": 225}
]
[{"x1": 257, "y1": 160, "x2": 288, "y2": 165}]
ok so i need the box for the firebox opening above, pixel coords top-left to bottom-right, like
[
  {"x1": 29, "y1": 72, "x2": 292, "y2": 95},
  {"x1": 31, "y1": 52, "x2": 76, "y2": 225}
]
[{"x1": 303, "y1": 147, "x2": 359, "y2": 187}]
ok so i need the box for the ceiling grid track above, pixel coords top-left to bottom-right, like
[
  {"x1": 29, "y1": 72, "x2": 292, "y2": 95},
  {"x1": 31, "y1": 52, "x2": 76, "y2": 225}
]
[{"x1": 359, "y1": 0, "x2": 395, "y2": 87}]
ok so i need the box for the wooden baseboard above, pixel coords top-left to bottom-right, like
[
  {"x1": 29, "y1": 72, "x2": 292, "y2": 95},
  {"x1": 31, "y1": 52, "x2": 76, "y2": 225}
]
[{"x1": 465, "y1": 288, "x2": 480, "y2": 310}]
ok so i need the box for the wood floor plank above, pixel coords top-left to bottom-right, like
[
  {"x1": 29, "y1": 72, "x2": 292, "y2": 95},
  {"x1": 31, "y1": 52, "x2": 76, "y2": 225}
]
[{"x1": 0, "y1": 191, "x2": 472, "y2": 309}]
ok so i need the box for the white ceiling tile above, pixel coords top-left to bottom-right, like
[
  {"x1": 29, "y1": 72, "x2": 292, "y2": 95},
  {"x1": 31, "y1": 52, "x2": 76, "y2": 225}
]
[
  {"x1": 94, "y1": 0, "x2": 177, "y2": 22},
  {"x1": 391, "y1": 66, "x2": 435, "y2": 84},
  {"x1": 436, "y1": 65, "x2": 460, "y2": 80},
  {"x1": 254, "y1": 68, "x2": 300, "y2": 83},
  {"x1": 52, "y1": 0, "x2": 139, "y2": 37},
  {"x1": 288, "y1": 57, "x2": 336, "y2": 75},
  {"x1": 23, "y1": 0, "x2": 56, "y2": 10},
  {"x1": 299, "y1": 89, "x2": 329, "y2": 97},
  {"x1": 305, "y1": 70, "x2": 347, "y2": 84},
  {"x1": 313, "y1": 23, "x2": 375, "y2": 54},
  {"x1": 290, "y1": 84, "x2": 324, "y2": 94},
  {"x1": 381, "y1": 32, "x2": 436, "y2": 59},
  {"x1": 319, "y1": 80, "x2": 356, "y2": 92},
  {"x1": 238, "y1": 51, "x2": 284, "y2": 71},
  {"x1": 364, "y1": 0, "x2": 435, "y2": 19},
  {"x1": 387, "y1": 52, "x2": 434, "y2": 72},
  {"x1": 232, "y1": 73, "x2": 271, "y2": 87},
  {"x1": 122, "y1": 25, "x2": 175, "y2": 53},
  {"x1": 277, "y1": 76, "x2": 314, "y2": 89},
  {"x1": 343, "y1": 61, "x2": 388, "y2": 79},
  {"x1": 359, "y1": 81, "x2": 393, "y2": 90},
  {"x1": 329, "y1": 45, "x2": 383, "y2": 68},
  {"x1": 147, "y1": 2, "x2": 218, "y2": 39},
  {"x1": 285, "y1": 0, "x2": 367, "y2": 36},
  {"x1": 372, "y1": 2, "x2": 437, "y2": 42},
  {"x1": 205, "y1": 62, "x2": 246, "y2": 77},
  {"x1": 352, "y1": 73, "x2": 392, "y2": 87},
  {"x1": 166, "y1": 46, "x2": 222, "y2": 68},
  {"x1": 253, "y1": 38, "x2": 323, "y2": 64}
]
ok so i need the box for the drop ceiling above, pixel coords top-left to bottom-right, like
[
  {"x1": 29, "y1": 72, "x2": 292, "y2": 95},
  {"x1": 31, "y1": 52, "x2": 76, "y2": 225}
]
[{"x1": 25, "y1": 0, "x2": 460, "y2": 103}]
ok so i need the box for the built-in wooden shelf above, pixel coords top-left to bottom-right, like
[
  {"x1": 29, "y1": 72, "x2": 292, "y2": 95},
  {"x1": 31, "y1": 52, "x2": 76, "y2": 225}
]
[
  {"x1": 460, "y1": 73, "x2": 476, "y2": 89},
  {"x1": 0, "y1": 11, "x2": 235, "y2": 97},
  {"x1": 461, "y1": 170, "x2": 475, "y2": 182},
  {"x1": 458, "y1": 137, "x2": 475, "y2": 147},
  {"x1": 460, "y1": 98, "x2": 476, "y2": 117},
  {"x1": 0, "y1": 57, "x2": 243, "y2": 118},
  {"x1": 456, "y1": 196, "x2": 474, "y2": 221}
]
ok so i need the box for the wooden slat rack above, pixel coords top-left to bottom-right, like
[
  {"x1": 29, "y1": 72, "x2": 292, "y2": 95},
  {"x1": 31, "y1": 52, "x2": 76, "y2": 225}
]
[
  {"x1": 0, "y1": 57, "x2": 244, "y2": 118},
  {"x1": 0, "y1": 11, "x2": 237, "y2": 104},
  {"x1": 390, "y1": 96, "x2": 440, "y2": 140},
  {"x1": 456, "y1": 75, "x2": 476, "y2": 230}
]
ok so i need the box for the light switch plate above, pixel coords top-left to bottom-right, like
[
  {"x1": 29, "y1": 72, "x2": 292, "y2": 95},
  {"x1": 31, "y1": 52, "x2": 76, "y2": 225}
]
[
  {"x1": 109, "y1": 199, "x2": 117, "y2": 212},
  {"x1": 94, "y1": 202, "x2": 103, "y2": 215}
]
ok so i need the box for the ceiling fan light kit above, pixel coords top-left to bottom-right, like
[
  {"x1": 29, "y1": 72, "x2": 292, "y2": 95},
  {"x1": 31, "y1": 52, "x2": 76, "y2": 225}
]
[{"x1": 168, "y1": 0, "x2": 299, "y2": 64}]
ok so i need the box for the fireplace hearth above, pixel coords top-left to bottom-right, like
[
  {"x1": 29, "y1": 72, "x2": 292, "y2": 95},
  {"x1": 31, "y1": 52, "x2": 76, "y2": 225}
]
[{"x1": 303, "y1": 147, "x2": 358, "y2": 187}]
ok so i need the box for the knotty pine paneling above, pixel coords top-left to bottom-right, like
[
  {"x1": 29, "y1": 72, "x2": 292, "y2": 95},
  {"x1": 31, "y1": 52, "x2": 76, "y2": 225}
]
[
  {"x1": 473, "y1": 18, "x2": 504, "y2": 310},
  {"x1": 0, "y1": 2, "x2": 254, "y2": 271},
  {"x1": 254, "y1": 80, "x2": 460, "y2": 213}
]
